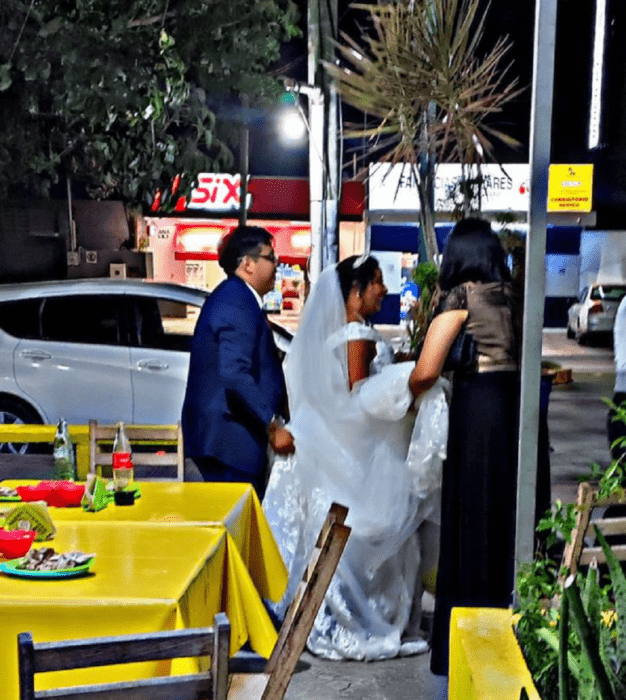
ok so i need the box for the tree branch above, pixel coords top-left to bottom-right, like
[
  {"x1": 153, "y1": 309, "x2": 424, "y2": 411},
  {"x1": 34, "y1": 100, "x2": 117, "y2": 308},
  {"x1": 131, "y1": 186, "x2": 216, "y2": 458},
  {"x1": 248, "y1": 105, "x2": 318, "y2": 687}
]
[{"x1": 127, "y1": 12, "x2": 176, "y2": 28}]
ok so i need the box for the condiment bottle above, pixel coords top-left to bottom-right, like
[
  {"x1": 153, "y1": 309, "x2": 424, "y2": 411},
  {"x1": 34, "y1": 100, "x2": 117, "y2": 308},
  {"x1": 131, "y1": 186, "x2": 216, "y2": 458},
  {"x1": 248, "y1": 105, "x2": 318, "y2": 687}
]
[{"x1": 112, "y1": 421, "x2": 134, "y2": 491}]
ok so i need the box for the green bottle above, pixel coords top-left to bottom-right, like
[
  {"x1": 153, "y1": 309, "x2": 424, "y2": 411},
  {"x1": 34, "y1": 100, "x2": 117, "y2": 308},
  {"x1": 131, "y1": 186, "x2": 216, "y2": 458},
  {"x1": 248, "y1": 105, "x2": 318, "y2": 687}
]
[{"x1": 52, "y1": 419, "x2": 76, "y2": 481}]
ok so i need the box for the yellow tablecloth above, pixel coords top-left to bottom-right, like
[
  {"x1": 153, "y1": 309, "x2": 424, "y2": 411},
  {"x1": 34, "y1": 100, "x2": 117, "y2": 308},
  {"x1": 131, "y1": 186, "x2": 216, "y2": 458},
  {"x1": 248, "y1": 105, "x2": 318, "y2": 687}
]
[
  {"x1": 1, "y1": 481, "x2": 287, "y2": 603},
  {"x1": 0, "y1": 520, "x2": 278, "y2": 700}
]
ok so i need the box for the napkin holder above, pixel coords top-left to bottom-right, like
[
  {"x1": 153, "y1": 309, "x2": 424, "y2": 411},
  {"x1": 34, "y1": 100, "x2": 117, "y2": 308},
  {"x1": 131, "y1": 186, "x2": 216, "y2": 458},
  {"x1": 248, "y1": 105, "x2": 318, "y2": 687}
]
[
  {"x1": 81, "y1": 474, "x2": 110, "y2": 512},
  {"x1": 3, "y1": 502, "x2": 56, "y2": 541}
]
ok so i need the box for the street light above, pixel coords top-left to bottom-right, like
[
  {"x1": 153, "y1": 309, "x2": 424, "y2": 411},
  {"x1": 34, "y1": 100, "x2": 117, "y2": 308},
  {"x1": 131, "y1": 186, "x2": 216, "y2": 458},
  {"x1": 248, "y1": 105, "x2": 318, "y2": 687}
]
[
  {"x1": 284, "y1": 78, "x2": 325, "y2": 284},
  {"x1": 277, "y1": 107, "x2": 307, "y2": 144}
]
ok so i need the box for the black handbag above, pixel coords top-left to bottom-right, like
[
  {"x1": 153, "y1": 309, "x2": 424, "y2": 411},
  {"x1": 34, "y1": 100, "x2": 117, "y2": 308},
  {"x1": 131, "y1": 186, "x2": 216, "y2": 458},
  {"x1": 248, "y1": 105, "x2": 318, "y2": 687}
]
[{"x1": 442, "y1": 328, "x2": 477, "y2": 372}]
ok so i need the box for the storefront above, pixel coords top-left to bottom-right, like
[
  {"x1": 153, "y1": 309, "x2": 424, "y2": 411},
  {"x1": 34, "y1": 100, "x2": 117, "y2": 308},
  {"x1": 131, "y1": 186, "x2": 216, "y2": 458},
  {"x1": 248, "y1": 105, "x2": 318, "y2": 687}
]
[
  {"x1": 142, "y1": 175, "x2": 365, "y2": 314},
  {"x1": 367, "y1": 163, "x2": 597, "y2": 326}
]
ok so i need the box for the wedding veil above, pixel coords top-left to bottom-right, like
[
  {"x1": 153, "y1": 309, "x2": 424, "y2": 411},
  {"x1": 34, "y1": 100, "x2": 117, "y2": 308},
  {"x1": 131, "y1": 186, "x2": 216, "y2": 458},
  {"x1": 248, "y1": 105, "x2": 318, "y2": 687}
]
[
  {"x1": 264, "y1": 262, "x2": 448, "y2": 658},
  {"x1": 283, "y1": 264, "x2": 417, "y2": 538}
]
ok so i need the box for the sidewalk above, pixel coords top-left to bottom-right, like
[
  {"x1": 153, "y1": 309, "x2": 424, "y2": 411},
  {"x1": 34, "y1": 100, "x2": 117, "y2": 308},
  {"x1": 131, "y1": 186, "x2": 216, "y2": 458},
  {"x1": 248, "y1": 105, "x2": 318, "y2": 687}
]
[
  {"x1": 285, "y1": 648, "x2": 438, "y2": 700},
  {"x1": 283, "y1": 332, "x2": 614, "y2": 699}
]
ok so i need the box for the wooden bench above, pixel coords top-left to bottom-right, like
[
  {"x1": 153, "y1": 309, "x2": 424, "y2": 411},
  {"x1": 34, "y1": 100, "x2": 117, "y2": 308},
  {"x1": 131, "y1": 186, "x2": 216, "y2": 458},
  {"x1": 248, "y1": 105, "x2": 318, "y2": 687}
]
[
  {"x1": 18, "y1": 613, "x2": 230, "y2": 700},
  {"x1": 228, "y1": 503, "x2": 351, "y2": 700},
  {"x1": 89, "y1": 420, "x2": 184, "y2": 481},
  {"x1": 559, "y1": 481, "x2": 626, "y2": 585},
  {"x1": 0, "y1": 424, "x2": 91, "y2": 478}
]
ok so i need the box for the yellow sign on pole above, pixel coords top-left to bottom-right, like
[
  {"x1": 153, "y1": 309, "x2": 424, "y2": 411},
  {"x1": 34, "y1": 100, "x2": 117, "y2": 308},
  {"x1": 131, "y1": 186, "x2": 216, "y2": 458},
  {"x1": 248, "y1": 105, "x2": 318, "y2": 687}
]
[{"x1": 547, "y1": 164, "x2": 594, "y2": 212}]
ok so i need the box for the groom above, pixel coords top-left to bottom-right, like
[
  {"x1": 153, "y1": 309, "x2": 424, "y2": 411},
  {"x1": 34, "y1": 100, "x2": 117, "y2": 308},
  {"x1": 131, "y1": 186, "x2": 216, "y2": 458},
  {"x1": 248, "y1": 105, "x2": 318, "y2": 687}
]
[{"x1": 182, "y1": 225, "x2": 294, "y2": 498}]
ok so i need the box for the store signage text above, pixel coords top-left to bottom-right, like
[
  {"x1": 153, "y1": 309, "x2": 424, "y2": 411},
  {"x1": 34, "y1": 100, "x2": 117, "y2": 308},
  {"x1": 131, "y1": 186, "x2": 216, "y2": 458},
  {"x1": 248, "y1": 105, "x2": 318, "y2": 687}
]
[
  {"x1": 369, "y1": 163, "x2": 530, "y2": 212},
  {"x1": 188, "y1": 173, "x2": 252, "y2": 211},
  {"x1": 547, "y1": 164, "x2": 594, "y2": 213}
]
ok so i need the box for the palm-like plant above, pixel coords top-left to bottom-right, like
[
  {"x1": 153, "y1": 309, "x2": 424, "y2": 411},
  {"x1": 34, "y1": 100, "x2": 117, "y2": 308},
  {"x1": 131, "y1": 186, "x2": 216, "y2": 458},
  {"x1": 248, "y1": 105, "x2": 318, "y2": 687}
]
[{"x1": 325, "y1": 0, "x2": 523, "y2": 260}]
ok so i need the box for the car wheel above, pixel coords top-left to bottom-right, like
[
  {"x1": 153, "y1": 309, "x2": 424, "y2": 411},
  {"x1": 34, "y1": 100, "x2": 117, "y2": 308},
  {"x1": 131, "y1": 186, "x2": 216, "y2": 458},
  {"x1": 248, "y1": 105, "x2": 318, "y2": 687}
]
[
  {"x1": 0, "y1": 398, "x2": 43, "y2": 455},
  {"x1": 566, "y1": 324, "x2": 575, "y2": 339}
]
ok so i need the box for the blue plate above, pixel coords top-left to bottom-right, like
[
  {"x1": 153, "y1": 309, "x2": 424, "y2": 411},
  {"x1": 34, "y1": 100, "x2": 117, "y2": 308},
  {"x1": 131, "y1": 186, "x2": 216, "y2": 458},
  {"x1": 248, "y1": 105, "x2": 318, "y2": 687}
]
[{"x1": 0, "y1": 557, "x2": 94, "y2": 579}]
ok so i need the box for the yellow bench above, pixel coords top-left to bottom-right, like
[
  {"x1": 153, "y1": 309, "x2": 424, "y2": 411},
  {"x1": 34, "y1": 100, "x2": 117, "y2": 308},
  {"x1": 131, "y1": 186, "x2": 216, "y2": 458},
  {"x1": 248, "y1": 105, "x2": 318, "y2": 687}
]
[
  {"x1": 0, "y1": 425, "x2": 91, "y2": 479},
  {"x1": 449, "y1": 607, "x2": 541, "y2": 700},
  {"x1": 0, "y1": 424, "x2": 183, "y2": 481}
]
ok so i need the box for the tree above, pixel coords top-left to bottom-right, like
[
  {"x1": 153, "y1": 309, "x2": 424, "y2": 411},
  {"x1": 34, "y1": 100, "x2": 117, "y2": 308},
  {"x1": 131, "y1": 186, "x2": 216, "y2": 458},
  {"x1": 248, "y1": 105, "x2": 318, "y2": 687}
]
[
  {"x1": 0, "y1": 0, "x2": 299, "y2": 209},
  {"x1": 325, "y1": 0, "x2": 522, "y2": 260}
]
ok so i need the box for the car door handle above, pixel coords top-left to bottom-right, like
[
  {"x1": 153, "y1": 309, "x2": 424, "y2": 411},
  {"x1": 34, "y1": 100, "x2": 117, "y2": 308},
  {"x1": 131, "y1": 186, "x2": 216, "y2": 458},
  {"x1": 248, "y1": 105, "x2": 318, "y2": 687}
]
[
  {"x1": 20, "y1": 350, "x2": 52, "y2": 361},
  {"x1": 137, "y1": 359, "x2": 170, "y2": 371}
]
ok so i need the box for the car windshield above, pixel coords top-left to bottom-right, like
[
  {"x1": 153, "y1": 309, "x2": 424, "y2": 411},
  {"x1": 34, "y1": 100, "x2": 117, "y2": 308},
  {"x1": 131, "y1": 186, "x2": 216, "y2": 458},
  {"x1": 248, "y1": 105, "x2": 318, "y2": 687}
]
[{"x1": 590, "y1": 285, "x2": 626, "y2": 301}]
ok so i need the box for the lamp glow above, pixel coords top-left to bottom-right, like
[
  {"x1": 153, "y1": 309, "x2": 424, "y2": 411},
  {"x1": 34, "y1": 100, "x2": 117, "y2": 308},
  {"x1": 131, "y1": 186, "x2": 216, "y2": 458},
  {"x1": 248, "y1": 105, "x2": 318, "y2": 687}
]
[{"x1": 278, "y1": 108, "x2": 307, "y2": 143}]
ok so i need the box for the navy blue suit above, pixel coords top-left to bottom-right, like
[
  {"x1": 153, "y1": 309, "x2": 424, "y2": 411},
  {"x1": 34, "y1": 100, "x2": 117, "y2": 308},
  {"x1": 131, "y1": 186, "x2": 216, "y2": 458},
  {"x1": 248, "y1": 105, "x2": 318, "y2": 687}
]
[{"x1": 182, "y1": 276, "x2": 287, "y2": 491}]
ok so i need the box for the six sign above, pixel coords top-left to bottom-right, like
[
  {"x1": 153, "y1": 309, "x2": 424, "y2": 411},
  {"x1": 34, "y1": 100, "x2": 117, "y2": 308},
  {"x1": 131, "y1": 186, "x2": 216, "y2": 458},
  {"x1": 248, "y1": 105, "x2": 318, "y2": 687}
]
[{"x1": 188, "y1": 173, "x2": 252, "y2": 211}]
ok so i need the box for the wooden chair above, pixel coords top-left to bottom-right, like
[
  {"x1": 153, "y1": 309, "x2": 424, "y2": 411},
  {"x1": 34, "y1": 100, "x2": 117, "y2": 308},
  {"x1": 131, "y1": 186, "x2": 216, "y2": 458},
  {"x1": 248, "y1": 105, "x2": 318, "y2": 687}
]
[
  {"x1": 228, "y1": 503, "x2": 351, "y2": 700},
  {"x1": 88, "y1": 420, "x2": 184, "y2": 481},
  {"x1": 559, "y1": 481, "x2": 626, "y2": 584},
  {"x1": 18, "y1": 612, "x2": 230, "y2": 700}
]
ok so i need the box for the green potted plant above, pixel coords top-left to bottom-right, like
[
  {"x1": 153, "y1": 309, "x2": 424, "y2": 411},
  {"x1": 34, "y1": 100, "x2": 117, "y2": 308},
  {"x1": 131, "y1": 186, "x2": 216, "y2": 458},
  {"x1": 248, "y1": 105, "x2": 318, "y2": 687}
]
[{"x1": 404, "y1": 261, "x2": 439, "y2": 357}]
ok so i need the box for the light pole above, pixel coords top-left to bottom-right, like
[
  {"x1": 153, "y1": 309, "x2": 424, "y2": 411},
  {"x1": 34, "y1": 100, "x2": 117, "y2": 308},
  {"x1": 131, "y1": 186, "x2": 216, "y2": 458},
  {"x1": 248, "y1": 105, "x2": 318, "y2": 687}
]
[
  {"x1": 284, "y1": 78, "x2": 325, "y2": 285},
  {"x1": 239, "y1": 93, "x2": 249, "y2": 227},
  {"x1": 307, "y1": 0, "x2": 339, "y2": 283},
  {"x1": 515, "y1": 0, "x2": 558, "y2": 575}
]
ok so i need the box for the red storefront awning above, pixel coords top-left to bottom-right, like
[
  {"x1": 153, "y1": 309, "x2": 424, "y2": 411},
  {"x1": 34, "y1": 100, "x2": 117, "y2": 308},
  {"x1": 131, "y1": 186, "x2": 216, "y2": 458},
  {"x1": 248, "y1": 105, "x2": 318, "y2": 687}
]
[
  {"x1": 173, "y1": 219, "x2": 311, "y2": 265},
  {"x1": 181, "y1": 176, "x2": 365, "y2": 219}
]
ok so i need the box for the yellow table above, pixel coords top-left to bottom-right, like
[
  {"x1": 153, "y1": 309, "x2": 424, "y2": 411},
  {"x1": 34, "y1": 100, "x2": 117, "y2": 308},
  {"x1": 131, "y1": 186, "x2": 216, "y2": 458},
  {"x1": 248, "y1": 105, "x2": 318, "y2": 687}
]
[
  {"x1": 449, "y1": 608, "x2": 541, "y2": 700},
  {"x1": 0, "y1": 520, "x2": 278, "y2": 700},
  {"x1": 1, "y1": 481, "x2": 288, "y2": 603}
]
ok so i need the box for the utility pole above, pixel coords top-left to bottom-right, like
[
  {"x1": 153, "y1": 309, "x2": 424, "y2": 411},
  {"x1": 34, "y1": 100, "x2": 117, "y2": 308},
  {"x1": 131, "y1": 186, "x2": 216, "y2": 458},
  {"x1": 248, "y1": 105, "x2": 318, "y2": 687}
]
[
  {"x1": 308, "y1": 0, "x2": 340, "y2": 283},
  {"x1": 238, "y1": 93, "x2": 249, "y2": 227},
  {"x1": 321, "y1": 0, "x2": 339, "y2": 269},
  {"x1": 307, "y1": 0, "x2": 323, "y2": 284},
  {"x1": 515, "y1": 0, "x2": 557, "y2": 575}
]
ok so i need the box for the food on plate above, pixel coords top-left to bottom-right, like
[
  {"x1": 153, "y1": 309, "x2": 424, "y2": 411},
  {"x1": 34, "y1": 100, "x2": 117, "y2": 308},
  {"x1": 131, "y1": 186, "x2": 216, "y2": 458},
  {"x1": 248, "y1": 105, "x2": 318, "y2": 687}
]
[{"x1": 18, "y1": 547, "x2": 94, "y2": 571}]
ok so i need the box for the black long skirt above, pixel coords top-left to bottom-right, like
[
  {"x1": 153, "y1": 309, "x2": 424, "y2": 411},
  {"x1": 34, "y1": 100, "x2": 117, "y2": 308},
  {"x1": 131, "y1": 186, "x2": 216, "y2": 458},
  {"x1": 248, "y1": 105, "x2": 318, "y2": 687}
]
[{"x1": 430, "y1": 370, "x2": 520, "y2": 676}]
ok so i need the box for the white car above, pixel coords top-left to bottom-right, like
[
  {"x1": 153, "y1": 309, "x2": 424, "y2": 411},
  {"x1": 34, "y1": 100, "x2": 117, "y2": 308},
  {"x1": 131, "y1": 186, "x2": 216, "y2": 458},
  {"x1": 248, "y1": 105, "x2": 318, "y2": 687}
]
[
  {"x1": 0, "y1": 279, "x2": 292, "y2": 453},
  {"x1": 566, "y1": 283, "x2": 626, "y2": 344}
]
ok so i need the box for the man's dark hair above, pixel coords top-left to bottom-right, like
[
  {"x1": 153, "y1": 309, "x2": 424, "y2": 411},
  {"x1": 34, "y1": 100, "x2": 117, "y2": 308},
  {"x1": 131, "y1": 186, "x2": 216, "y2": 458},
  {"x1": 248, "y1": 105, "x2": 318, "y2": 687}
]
[
  {"x1": 218, "y1": 225, "x2": 273, "y2": 275},
  {"x1": 438, "y1": 218, "x2": 511, "y2": 291},
  {"x1": 336, "y1": 255, "x2": 381, "y2": 302}
]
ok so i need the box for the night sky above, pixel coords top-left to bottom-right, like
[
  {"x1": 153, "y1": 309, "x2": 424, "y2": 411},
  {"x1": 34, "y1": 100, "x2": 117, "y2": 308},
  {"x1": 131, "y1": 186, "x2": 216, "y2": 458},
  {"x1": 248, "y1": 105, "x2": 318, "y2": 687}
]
[
  {"x1": 217, "y1": 0, "x2": 626, "y2": 228},
  {"x1": 247, "y1": 0, "x2": 539, "y2": 177}
]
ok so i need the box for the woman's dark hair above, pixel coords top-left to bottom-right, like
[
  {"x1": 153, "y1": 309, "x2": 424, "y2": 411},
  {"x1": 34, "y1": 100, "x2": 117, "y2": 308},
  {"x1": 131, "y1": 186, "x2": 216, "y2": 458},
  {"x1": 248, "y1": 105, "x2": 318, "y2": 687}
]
[
  {"x1": 218, "y1": 225, "x2": 273, "y2": 275},
  {"x1": 438, "y1": 218, "x2": 511, "y2": 291},
  {"x1": 336, "y1": 255, "x2": 381, "y2": 302}
]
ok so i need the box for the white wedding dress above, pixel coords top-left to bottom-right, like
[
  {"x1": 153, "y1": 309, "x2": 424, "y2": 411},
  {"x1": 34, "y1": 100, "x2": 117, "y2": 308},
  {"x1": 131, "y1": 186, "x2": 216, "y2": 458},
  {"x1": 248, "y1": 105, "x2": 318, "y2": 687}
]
[{"x1": 263, "y1": 265, "x2": 449, "y2": 661}]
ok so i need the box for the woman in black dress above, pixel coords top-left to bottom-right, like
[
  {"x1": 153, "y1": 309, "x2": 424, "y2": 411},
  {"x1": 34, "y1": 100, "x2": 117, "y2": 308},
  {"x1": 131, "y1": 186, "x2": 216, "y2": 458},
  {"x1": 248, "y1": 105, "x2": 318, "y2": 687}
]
[{"x1": 409, "y1": 218, "x2": 520, "y2": 680}]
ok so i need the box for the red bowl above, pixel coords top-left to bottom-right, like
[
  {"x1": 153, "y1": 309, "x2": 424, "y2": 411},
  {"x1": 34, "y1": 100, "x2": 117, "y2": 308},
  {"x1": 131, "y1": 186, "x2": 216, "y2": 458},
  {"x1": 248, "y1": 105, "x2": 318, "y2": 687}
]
[
  {"x1": 16, "y1": 483, "x2": 55, "y2": 503},
  {"x1": 0, "y1": 529, "x2": 36, "y2": 559},
  {"x1": 50, "y1": 481, "x2": 85, "y2": 507},
  {"x1": 15, "y1": 481, "x2": 85, "y2": 507}
]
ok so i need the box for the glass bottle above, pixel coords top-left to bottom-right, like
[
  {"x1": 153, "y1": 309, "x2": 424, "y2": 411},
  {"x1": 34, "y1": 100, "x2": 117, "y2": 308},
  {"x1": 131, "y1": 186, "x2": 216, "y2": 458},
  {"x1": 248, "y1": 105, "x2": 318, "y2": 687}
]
[
  {"x1": 52, "y1": 419, "x2": 76, "y2": 481},
  {"x1": 112, "y1": 421, "x2": 134, "y2": 491}
]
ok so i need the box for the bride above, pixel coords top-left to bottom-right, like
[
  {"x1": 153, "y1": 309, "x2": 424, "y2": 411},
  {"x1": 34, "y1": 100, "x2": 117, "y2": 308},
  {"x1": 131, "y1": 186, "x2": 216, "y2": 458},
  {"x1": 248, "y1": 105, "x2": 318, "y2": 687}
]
[{"x1": 263, "y1": 255, "x2": 449, "y2": 661}]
